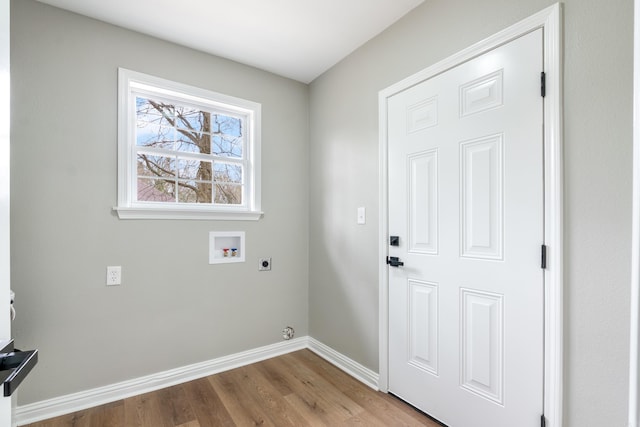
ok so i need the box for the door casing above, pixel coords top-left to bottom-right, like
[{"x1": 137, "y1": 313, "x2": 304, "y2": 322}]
[
  {"x1": 378, "y1": 4, "x2": 563, "y2": 427},
  {"x1": 629, "y1": 0, "x2": 640, "y2": 425},
  {"x1": 1, "y1": 0, "x2": 12, "y2": 424}
]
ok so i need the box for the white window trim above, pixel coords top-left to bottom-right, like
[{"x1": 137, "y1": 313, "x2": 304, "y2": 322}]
[{"x1": 115, "y1": 68, "x2": 262, "y2": 220}]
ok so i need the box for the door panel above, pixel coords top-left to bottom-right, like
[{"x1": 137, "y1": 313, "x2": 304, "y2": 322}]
[
  {"x1": 460, "y1": 134, "x2": 503, "y2": 260},
  {"x1": 408, "y1": 279, "x2": 439, "y2": 375},
  {"x1": 460, "y1": 288, "x2": 504, "y2": 404},
  {"x1": 388, "y1": 29, "x2": 544, "y2": 427},
  {"x1": 408, "y1": 150, "x2": 438, "y2": 254}
]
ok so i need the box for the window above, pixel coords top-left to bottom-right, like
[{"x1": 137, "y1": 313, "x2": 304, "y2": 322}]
[{"x1": 116, "y1": 68, "x2": 262, "y2": 220}]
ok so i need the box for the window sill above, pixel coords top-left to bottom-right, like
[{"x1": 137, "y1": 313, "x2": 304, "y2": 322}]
[{"x1": 113, "y1": 206, "x2": 263, "y2": 221}]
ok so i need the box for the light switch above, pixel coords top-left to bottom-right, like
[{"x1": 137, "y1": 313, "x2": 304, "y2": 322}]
[{"x1": 357, "y1": 207, "x2": 366, "y2": 225}]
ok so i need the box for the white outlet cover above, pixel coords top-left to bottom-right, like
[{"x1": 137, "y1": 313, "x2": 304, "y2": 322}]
[{"x1": 106, "y1": 266, "x2": 122, "y2": 286}]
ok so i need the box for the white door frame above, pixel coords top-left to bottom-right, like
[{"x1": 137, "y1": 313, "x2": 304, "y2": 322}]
[
  {"x1": 628, "y1": 1, "x2": 640, "y2": 426},
  {"x1": 1, "y1": 0, "x2": 12, "y2": 424},
  {"x1": 0, "y1": 0, "x2": 11, "y2": 342},
  {"x1": 378, "y1": 4, "x2": 563, "y2": 427}
]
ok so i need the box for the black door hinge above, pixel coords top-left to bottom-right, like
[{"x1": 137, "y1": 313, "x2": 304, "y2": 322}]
[
  {"x1": 541, "y1": 245, "x2": 547, "y2": 269},
  {"x1": 541, "y1": 72, "x2": 546, "y2": 98},
  {"x1": 541, "y1": 414, "x2": 546, "y2": 427}
]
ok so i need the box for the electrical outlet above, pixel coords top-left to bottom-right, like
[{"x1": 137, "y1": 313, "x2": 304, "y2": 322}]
[
  {"x1": 258, "y1": 257, "x2": 271, "y2": 271},
  {"x1": 106, "y1": 266, "x2": 121, "y2": 286}
]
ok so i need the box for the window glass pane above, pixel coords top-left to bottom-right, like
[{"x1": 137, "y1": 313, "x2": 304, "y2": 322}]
[
  {"x1": 137, "y1": 154, "x2": 175, "y2": 178},
  {"x1": 214, "y1": 163, "x2": 242, "y2": 184},
  {"x1": 137, "y1": 177, "x2": 176, "y2": 202},
  {"x1": 136, "y1": 97, "x2": 175, "y2": 125},
  {"x1": 178, "y1": 181, "x2": 212, "y2": 203},
  {"x1": 212, "y1": 115, "x2": 242, "y2": 137},
  {"x1": 136, "y1": 122, "x2": 175, "y2": 149},
  {"x1": 175, "y1": 106, "x2": 211, "y2": 133},
  {"x1": 177, "y1": 159, "x2": 211, "y2": 180},
  {"x1": 215, "y1": 183, "x2": 242, "y2": 205},
  {"x1": 212, "y1": 135, "x2": 242, "y2": 158},
  {"x1": 176, "y1": 130, "x2": 211, "y2": 154}
]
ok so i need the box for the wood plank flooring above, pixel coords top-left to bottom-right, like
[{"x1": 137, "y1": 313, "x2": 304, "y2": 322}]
[{"x1": 22, "y1": 349, "x2": 440, "y2": 427}]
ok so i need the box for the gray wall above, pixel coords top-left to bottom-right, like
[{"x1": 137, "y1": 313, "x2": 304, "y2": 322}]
[
  {"x1": 10, "y1": 0, "x2": 309, "y2": 404},
  {"x1": 309, "y1": 1, "x2": 633, "y2": 426}
]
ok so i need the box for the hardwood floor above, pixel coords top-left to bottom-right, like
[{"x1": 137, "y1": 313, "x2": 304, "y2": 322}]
[{"x1": 23, "y1": 350, "x2": 440, "y2": 427}]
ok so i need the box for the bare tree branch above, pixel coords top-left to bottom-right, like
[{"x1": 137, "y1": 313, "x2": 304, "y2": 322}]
[{"x1": 136, "y1": 98, "x2": 241, "y2": 204}]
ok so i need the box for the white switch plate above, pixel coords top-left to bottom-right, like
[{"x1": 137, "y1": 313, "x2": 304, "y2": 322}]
[
  {"x1": 106, "y1": 266, "x2": 121, "y2": 286},
  {"x1": 357, "y1": 207, "x2": 366, "y2": 224}
]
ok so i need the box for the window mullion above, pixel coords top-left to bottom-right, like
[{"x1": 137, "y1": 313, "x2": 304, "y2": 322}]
[{"x1": 136, "y1": 146, "x2": 219, "y2": 163}]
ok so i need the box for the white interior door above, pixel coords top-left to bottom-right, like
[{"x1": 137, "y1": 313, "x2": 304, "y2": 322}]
[
  {"x1": 387, "y1": 29, "x2": 544, "y2": 427},
  {"x1": 1, "y1": 0, "x2": 12, "y2": 423}
]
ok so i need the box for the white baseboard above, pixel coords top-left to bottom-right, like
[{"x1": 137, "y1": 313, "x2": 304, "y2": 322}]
[
  {"x1": 14, "y1": 336, "x2": 379, "y2": 426},
  {"x1": 14, "y1": 337, "x2": 308, "y2": 426},
  {"x1": 307, "y1": 337, "x2": 379, "y2": 390}
]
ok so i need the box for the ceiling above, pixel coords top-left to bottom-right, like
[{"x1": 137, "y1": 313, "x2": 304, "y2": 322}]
[{"x1": 36, "y1": 0, "x2": 424, "y2": 83}]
